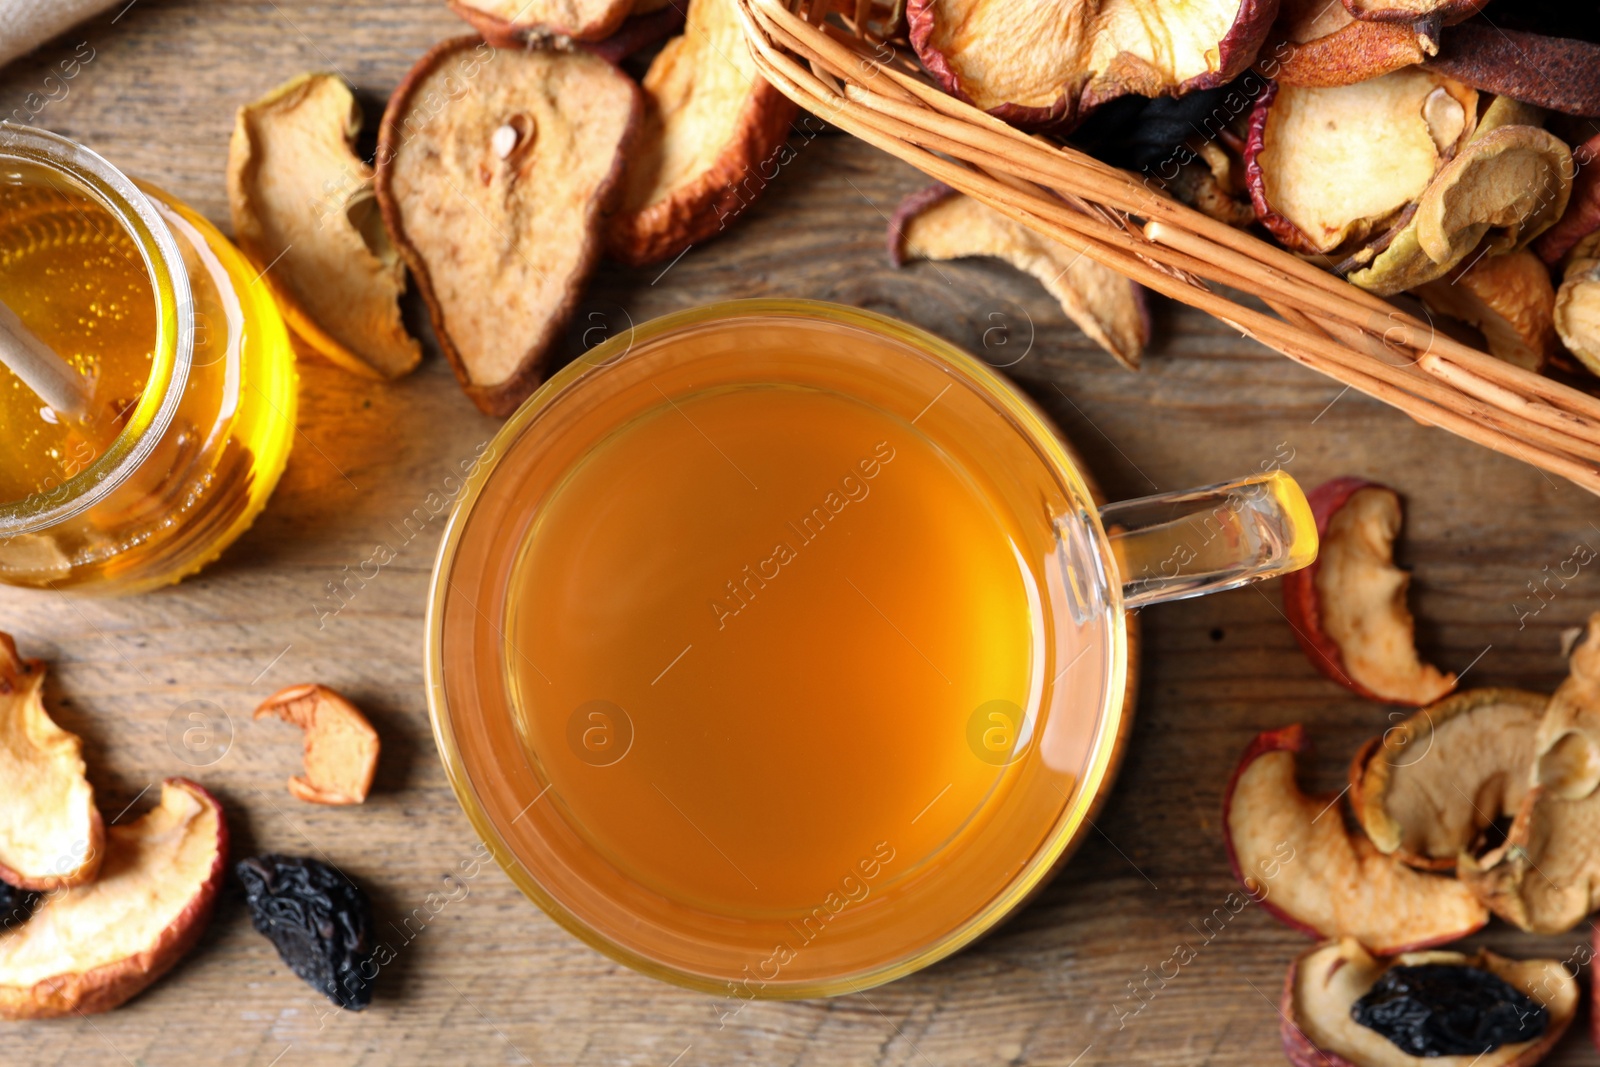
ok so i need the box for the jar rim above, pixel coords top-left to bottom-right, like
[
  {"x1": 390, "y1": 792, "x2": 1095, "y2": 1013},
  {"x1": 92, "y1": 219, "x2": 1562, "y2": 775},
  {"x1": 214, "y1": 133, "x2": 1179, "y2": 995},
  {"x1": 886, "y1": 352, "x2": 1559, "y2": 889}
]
[{"x1": 0, "y1": 123, "x2": 194, "y2": 535}]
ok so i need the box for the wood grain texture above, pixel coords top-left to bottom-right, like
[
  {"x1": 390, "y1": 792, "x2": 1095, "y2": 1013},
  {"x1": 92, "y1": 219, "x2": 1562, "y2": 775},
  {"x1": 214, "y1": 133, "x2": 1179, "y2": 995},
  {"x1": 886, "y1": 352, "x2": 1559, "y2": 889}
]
[{"x1": 3, "y1": 3, "x2": 1600, "y2": 1063}]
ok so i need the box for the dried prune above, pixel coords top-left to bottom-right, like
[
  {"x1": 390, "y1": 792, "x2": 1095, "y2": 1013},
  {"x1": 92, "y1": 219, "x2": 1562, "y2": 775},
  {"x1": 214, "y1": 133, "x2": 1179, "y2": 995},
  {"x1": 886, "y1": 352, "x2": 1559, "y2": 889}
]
[
  {"x1": 1351, "y1": 963, "x2": 1546, "y2": 1056},
  {"x1": 0, "y1": 879, "x2": 35, "y2": 933},
  {"x1": 238, "y1": 854, "x2": 375, "y2": 1010}
]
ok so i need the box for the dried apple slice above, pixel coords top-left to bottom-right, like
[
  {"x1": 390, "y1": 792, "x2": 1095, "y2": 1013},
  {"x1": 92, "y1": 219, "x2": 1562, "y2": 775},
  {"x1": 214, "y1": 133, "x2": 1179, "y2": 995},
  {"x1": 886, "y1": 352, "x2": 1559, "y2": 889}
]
[
  {"x1": 1223, "y1": 725, "x2": 1487, "y2": 954},
  {"x1": 604, "y1": 0, "x2": 798, "y2": 267},
  {"x1": 1245, "y1": 71, "x2": 1476, "y2": 257},
  {"x1": 1532, "y1": 612, "x2": 1600, "y2": 801},
  {"x1": 888, "y1": 185, "x2": 1148, "y2": 369},
  {"x1": 1416, "y1": 250, "x2": 1557, "y2": 372},
  {"x1": 255, "y1": 684, "x2": 380, "y2": 806},
  {"x1": 0, "y1": 779, "x2": 227, "y2": 1019},
  {"x1": 1282, "y1": 939, "x2": 1575, "y2": 1067},
  {"x1": 1555, "y1": 235, "x2": 1600, "y2": 376},
  {"x1": 1281, "y1": 479, "x2": 1457, "y2": 706},
  {"x1": 1350, "y1": 689, "x2": 1547, "y2": 869},
  {"x1": 0, "y1": 634, "x2": 100, "y2": 891},
  {"x1": 375, "y1": 38, "x2": 642, "y2": 417},
  {"x1": 449, "y1": 0, "x2": 634, "y2": 44},
  {"x1": 907, "y1": 0, "x2": 1279, "y2": 128},
  {"x1": 228, "y1": 72, "x2": 420, "y2": 381},
  {"x1": 1427, "y1": 25, "x2": 1600, "y2": 118}
]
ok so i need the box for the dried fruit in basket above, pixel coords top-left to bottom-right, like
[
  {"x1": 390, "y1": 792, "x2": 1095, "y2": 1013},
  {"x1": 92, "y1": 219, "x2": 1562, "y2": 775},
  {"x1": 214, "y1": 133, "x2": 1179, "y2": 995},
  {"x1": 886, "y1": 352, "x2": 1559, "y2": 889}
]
[
  {"x1": 1415, "y1": 250, "x2": 1557, "y2": 372},
  {"x1": 0, "y1": 633, "x2": 101, "y2": 891},
  {"x1": 375, "y1": 39, "x2": 642, "y2": 417},
  {"x1": 238, "y1": 854, "x2": 375, "y2": 1010},
  {"x1": 1426, "y1": 24, "x2": 1600, "y2": 118},
  {"x1": 1281, "y1": 479, "x2": 1456, "y2": 706},
  {"x1": 1346, "y1": 103, "x2": 1571, "y2": 296},
  {"x1": 0, "y1": 780, "x2": 227, "y2": 1019},
  {"x1": 228, "y1": 72, "x2": 421, "y2": 380},
  {"x1": 1223, "y1": 724, "x2": 1488, "y2": 954},
  {"x1": 1459, "y1": 615, "x2": 1600, "y2": 932},
  {"x1": 254, "y1": 684, "x2": 380, "y2": 805},
  {"x1": 1280, "y1": 939, "x2": 1575, "y2": 1067},
  {"x1": 1349, "y1": 689, "x2": 1546, "y2": 869},
  {"x1": 888, "y1": 184, "x2": 1148, "y2": 369},
  {"x1": 1245, "y1": 70, "x2": 1478, "y2": 258},
  {"x1": 1556, "y1": 234, "x2": 1600, "y2": 376},
  {"x1": 605, "y1": 0, "x2": 797, "y2": 267},
  {"x1": 907, "y1": 0, "x2": 1279, "y2": 128}
]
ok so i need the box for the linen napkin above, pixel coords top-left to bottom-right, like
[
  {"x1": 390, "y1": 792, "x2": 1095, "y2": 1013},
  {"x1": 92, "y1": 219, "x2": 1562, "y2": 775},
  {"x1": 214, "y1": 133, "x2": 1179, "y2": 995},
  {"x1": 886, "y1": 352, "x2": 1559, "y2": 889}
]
[{"x1": 1, "y1": 0, "x2": 119, "y2": 70}]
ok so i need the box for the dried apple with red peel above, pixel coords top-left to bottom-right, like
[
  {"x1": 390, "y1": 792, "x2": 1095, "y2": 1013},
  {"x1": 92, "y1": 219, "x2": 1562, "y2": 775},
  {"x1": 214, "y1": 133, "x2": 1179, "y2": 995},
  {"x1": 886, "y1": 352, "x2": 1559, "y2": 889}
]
[
  {"x1": 888, "y1": 185, "x2": 1148, "y2": 370},
  {"x1": 228, "y1": 72, "x2": 420, "y2": 381},
  {"x1": 1245, "y1": 71, "x2": 1476, "y2": 257},
  {"x1": 0, "y1": 779, "x2": 227, "y2": 1019},
  {"x1": 907, "y1": 0, "x2": 1280, "y2": 128},
  {"x1": 1281, "y1": 479, "x2": 1456, "y2": 706},
  {"x1": 1223, "y1": 724, "x2": 1487, "y2": 954},
  {"x1": 1350, "y1": 689, "x2": 1546, "y2": 870},
  {"x1": 0, "y1": 634, "x2": 100, "y2": 891},
  {"x1": 1281, "y1": 939, "x2": 1575, "y2": 1067},
  {"x1": 375, "y1": 39, "x2": 642, "y2": 417},
  {"x1": 604, "y1": 0, "x2": 797, "y2": 267},
  {"x1": 255, "y1": 684, "x2": 380, "y2": 806},
  {"x1": 1416, "y1": 250, "x2": 1557, "y2": 372}
]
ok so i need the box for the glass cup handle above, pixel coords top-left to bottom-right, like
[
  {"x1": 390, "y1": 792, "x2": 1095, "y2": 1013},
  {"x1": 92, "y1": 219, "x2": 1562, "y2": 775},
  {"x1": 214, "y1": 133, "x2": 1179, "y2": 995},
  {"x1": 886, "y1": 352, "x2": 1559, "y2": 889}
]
[{"x1": 1100, "y1": 470, "x2": 1318, "y2": 609}]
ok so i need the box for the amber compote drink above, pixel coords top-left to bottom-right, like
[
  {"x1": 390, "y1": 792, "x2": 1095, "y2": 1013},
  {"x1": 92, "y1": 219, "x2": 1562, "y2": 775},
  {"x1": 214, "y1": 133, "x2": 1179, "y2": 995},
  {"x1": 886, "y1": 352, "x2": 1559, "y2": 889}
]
[
  {"x1": 429, "y1": 301, "x2": 1317, "y2": 997},
  {"x1": 0, "y1": 126, "x2": 295, "y2": 594}
]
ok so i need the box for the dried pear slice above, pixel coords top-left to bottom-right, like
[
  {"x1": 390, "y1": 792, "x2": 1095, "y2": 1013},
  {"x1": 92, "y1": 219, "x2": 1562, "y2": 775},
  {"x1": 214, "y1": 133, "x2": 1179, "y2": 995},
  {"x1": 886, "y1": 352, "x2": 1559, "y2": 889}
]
[
  {"x1": 375, "y1": 39, "x2": 642, "y2": 417},
  {"x1": 1555, "y1": 235, "x2": 1600, "y2": 376},
  {"x1": 228, "y1": 72, "x2": 420, "y2": 380},
  {"x1": 888, "y1": 185, "x2": 1148, "y2": 370},
  {"x1": 0, "y1": 633, "x2": 101, "y2": 891},
  {"x1": 0, "y1": 780, "x2": 227, "y2": 1019},
  {"x1": 908, "y1": 0, "x2": 1278, "y2": 127},
  {"x1": 1416, "y1": 250, "x2": 1557, "y2": 371},
  {"x1": 1350, "y1": 689, "x2": 1547, "y2": 869},
  {"x1": 1245, "y1": 71, "x2": 1476, "y2": 256},
  {"x1": 1348, "y1": 122, "x2": 1571, "y2": 296},
  {"x1": 604, "y1": 0, "x2": 797, "y2": 267},
  {"x1": 1270, "y1": 0, "x2": 1429, "y2": 89}
]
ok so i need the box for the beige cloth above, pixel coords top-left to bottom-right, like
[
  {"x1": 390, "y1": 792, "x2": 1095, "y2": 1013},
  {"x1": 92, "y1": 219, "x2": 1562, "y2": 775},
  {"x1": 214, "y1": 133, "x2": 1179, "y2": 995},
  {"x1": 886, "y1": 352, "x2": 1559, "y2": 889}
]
[{"x1": 1, "y1": 0, "x2": 119, "y2": 69}]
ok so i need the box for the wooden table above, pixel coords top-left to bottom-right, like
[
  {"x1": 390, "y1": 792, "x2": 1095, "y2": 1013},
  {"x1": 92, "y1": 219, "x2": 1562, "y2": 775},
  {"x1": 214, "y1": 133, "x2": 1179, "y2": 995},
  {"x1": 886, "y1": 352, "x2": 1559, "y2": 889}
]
[{"x1": 4, "y1": 3, "x2": 1599, "y2": 1064}]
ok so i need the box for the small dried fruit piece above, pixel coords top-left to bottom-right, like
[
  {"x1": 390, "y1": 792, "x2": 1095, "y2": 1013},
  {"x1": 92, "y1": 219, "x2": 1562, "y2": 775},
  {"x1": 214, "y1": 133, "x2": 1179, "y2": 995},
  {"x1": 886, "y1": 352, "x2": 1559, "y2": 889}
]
[
  {"x1": 228, "y1": 73, "x2": 420, "y2": 380},
  {"x1": 1416, "y1": 250, "x2": 1557, "y2": 372},
  {"x1": 1350, "y1": 689, "x2": 1546, "y2": 869},
  {"x1": 1281, "y1": 479, "x2": 1457, "y2": 706},
  {"x1": 0, "y1": 633, "x2": 100, "y2": 890},
  {"x1": 1348, "y1": 105, "x2": 1570, "y2": 295},
  {"x1": 604, "y1": 0, "x2": 798, "y2": 267},
  {"x1": 888, "y1": 185, "x2": 1148, "y2": 369},
  {"x1": 238, "y1": 854, "x2": 374, "y2": 1010},
  {"x1": 1245, "y1": 71, "x2": 1476, "y2": 256},
  {"x1": 254, "y1": 684, "x2": 380, "y2": 805},
  {"x1": 908, "y1": 0, "x2": 1279, "y2": 127},
  {"x1": 1281, "y1": 939, "x2": 1576, "y2": 1067},
  {"x1": 1426, "y1": 25, "x2": 1600, "y2": 117},
  {"x1": 1533, "y1": 612, "x2": 1600, "y2": 800},
  {"x1": 0, "y1": 779, "x2": 227, "y2": 1019},
  {"x1": 376, "y1": 39, "x2": 642, "y2": 416},
  {"x1": 1223, "y1": 725, "x2": 1487, "y2": 954},
  {"x1": 1555, "y1": 234, "x2": 1600, "y2": 376}
]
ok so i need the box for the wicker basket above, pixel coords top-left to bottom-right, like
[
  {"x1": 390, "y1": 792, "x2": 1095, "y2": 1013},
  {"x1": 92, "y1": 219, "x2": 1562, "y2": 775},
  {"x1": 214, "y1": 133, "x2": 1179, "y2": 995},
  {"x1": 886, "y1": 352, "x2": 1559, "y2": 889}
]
[{"x1": 736, "y1": 0, "x2": 1600, "y2": 494}]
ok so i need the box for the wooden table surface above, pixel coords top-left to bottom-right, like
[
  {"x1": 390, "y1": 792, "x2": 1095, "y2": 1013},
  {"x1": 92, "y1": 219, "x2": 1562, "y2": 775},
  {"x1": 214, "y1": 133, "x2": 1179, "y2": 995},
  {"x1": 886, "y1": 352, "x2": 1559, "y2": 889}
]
[{"x1": 4, "y1": 2, "x2": 1600, "y2": 1064}]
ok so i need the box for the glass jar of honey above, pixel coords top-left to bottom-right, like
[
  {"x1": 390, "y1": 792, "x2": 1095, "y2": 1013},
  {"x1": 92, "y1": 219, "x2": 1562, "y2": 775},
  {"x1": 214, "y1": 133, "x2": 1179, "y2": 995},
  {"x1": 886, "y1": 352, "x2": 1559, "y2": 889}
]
[{"x1": 0, "y1": 125, "x2": 296, "y2": 594}]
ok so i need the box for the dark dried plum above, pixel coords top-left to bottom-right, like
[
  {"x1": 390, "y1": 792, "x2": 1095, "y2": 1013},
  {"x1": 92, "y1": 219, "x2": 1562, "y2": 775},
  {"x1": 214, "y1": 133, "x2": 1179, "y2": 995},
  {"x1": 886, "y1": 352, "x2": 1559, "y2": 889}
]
[
  {"x1": 1351, "y1": 963, "x2": 1547, "y2": 1057},
  {"x1": 0, "y1": 879, "x2": 35, "y2": 933},
  {"x1": 238, "y1": 854, "x2": 375, "y2": 1010}
]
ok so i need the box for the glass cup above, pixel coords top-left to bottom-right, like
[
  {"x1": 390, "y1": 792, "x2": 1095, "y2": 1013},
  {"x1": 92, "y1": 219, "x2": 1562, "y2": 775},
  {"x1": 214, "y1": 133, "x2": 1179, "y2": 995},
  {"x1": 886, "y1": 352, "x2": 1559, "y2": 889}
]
[
  {"x1": 0, "y1": 125, "x2": 296, "y2": 594},
  {"x1": 426, "y1": 299, "x2": 1316, "y2": 998}
]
